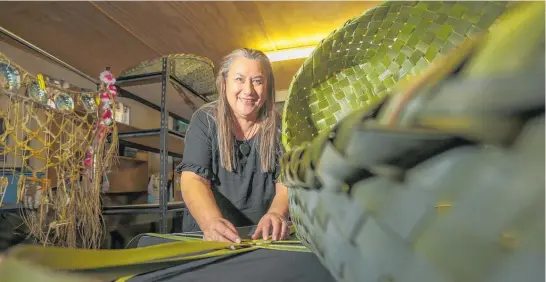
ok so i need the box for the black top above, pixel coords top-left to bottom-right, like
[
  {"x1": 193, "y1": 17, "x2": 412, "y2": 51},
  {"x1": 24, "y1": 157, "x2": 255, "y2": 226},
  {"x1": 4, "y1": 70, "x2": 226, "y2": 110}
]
[{"x1": 176, "y1": 106, "x2": 283, "y2": 232}]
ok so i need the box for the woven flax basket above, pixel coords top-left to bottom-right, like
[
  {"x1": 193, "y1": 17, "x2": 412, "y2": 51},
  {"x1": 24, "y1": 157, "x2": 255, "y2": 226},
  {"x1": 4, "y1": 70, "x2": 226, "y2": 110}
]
[
  {"x1": 119, "y1": 54, "x2": 217, "y2": 97},
  {"x1": 281, "y1": 1, "x2": 511, "y2": 150}
]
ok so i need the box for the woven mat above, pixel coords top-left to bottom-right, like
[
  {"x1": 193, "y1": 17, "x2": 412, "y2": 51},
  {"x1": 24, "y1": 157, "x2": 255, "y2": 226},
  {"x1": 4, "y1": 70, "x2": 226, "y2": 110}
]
[
  {"x1": 282, "y1": 1, "x2": 511, "y2": 150},
  {"x1": 119, "y1": 54, "x2": 216, "y2": 96}
]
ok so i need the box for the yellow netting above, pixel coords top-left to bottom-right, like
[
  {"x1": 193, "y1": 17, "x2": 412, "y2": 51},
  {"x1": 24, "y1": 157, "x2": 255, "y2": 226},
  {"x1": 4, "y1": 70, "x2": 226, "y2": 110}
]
[{"x1": 0, "y1": 51, "x2": 118, "y2": 249}]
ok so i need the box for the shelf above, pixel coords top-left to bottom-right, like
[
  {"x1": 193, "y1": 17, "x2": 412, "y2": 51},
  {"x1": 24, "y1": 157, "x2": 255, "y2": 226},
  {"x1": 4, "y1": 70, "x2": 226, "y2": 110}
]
[
  {"x1": 117, "y1": 156, "x2": 148, "y2": 163},
  {"x1": 116, "y1": 123, "x2": 185, "y2": 158},
  {"x1": 0, "y1": 202, "x2": 185, "y2": 216},
  {"x1": 114, "y1": 59, "x2": 204, "y2": 234},
  {"x1": 0, "y1": 203, "x2": 20, "y2": 211},
  {"x1": 102, "y1": 201, "x2": 185, "y2": 215},
  {"x1": 116, "y1": 73, "x2": 210, "y2": 123}
]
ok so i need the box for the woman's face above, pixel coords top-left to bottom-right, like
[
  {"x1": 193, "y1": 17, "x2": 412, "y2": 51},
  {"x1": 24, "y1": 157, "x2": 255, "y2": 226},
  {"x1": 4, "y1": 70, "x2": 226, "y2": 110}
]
[{"x1": 225, "y1": 57, "x2": 268, "y2": 120}]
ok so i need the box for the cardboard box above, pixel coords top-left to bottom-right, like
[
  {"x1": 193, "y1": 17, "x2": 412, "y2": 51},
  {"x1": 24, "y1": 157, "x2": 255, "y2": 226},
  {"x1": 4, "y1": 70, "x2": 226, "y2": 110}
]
[
  {"x1": 106, "y1": 157, "x2": 148, "y2": 193},
  {"x1": 173, "y1": 174, "x2": 183, "y2": 201}
]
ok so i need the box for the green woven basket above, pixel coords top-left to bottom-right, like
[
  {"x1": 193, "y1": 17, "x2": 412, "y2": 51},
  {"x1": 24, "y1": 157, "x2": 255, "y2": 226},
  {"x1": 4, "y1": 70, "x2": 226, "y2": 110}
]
[
  {"x1": 280, "y1": 2, "x2": 543, "y2": 282},
  {"x1": 282, "y1": 1, "x2": 511, "y2": 150},
  {"x1": 119, "y1": 54, "x2": 217, "y2": 96}
]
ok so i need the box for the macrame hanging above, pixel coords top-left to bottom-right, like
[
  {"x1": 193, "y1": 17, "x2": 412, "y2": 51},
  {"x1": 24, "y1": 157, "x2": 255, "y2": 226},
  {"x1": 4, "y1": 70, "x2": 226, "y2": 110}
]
[{"x1": 0, "y1": 52, "x2": 118, "y2": 249}]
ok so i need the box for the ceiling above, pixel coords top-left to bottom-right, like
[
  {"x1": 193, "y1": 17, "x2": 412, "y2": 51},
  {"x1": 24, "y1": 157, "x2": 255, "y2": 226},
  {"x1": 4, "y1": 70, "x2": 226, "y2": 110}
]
[{"x1": 0, "y1": 1, "x2": 377, "y2": 91}]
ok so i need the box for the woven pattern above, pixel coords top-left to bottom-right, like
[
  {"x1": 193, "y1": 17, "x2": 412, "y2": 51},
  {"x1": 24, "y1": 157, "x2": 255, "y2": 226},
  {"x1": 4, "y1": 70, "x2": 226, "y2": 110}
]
[
  {"x1": 280, "y1": 2, "x2": 544, "y2": 281},
  {"x1": 119, "y1": 54, "x2": 216, "y2": 96},
  {"x1": 282, "y1": 1, "x2": 510, "y2": 150}
]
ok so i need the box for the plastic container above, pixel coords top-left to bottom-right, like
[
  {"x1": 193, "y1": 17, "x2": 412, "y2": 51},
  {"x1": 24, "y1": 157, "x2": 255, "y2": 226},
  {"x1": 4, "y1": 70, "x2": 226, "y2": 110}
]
[{"x1": 0, "y1": 171, "x2": 44, "y2": 204}]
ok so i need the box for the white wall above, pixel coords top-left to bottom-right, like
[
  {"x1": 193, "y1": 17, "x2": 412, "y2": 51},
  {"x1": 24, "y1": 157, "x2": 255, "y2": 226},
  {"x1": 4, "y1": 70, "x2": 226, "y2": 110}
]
[
  {"x1": 276, "y1": 89, "x2": 289, "y2": 102},
  {"x1": 0, "y1": 41, "x2": 96, "y2": 90}
]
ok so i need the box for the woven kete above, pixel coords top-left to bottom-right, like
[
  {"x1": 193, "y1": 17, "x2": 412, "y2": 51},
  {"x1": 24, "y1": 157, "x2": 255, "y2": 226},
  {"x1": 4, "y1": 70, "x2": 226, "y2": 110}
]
[
  {"x1": 282, "y1": 1, "x2": 511, "y2": 150},
  {"x1": 119, "y1": 54, "x2": 216, "y2": 96}
]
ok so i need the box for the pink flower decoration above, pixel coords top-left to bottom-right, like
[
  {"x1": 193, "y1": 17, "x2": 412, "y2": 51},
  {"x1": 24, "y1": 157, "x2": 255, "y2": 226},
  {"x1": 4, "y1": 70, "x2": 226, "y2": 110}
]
[
  {"x1": 84, "y1": 148, "x2": 93, "y2": 167},
  {"x1": 103, "y1": 108, "x2": 112, "y2": 120},
  {"x1": 108, "y1": 85, "x2": 117, "y2": 97}
]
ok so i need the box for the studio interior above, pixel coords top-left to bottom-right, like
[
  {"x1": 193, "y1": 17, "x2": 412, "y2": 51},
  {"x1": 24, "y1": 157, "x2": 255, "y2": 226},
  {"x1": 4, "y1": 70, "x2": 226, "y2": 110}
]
[{"x1": 0, "y1": 1, "x2": 544, "y2": 282}]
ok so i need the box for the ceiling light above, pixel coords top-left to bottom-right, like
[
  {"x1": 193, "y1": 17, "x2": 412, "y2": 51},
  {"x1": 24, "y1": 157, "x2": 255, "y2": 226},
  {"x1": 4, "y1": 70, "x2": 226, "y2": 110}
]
[{"x1": 265, "y1": 46, "x2": 316, "y2": 62}]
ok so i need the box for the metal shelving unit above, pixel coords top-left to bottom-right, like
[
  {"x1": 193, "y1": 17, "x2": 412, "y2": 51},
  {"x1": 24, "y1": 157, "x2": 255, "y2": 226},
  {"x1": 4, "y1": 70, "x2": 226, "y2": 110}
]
[
  {"x1": 114, "y1": 57, "x2": 211, "y2": 233},
  {"x1": 115, "y1": 123, "x2": 185, "y2": 159}
]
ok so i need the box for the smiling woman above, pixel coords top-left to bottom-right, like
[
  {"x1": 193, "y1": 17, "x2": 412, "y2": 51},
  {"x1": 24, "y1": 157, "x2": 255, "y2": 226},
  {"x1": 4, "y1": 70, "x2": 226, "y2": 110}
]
[{"x1": 176, "y1": 48, "x2": 289, "y2": 244}]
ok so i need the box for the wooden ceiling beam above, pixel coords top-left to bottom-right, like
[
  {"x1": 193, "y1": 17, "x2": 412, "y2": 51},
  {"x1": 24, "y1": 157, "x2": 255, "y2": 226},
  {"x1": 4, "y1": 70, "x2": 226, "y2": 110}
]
[{"x1": 86, "y1": 1, "x2": 162, "y2": 57}]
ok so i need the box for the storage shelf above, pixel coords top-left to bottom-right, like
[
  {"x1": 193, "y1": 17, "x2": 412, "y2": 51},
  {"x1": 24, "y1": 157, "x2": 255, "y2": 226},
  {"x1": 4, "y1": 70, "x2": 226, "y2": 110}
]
[
  {"x1": 112, "y1": 58, "x2": 196, "y2": 233},
  {"x1": 116, "y1": 123, "x2": 185, "y2": 159},
  {"x1": 102, "y1": 201, "x2": 185, "y2": 215},
  {"x1": 0, "y1": 203, "x2": 20, "y2": 211},
  {"x1": 0, "y1": 202, "x2": 186, "y2": 214},
  {"x1": 117, "y1": 156, "x2": 148, "y2": 163},
  {"x1": 116, "y1": 72, "x2": 210, "y2": 123}
]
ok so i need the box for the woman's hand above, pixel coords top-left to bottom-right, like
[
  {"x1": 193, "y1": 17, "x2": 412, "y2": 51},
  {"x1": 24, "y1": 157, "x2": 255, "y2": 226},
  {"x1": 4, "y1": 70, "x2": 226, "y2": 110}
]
[
  {"x1": 252, "y1": 212, "x2": 290, "y2": 241},
  {"x1": 202, "y1": 217, "x2": 241, "y2": 243}
]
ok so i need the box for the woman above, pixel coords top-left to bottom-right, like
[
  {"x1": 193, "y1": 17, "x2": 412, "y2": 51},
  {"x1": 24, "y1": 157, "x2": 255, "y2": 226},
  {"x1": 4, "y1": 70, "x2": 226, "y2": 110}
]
[{"x1": 177, "y1": 48, "x2": 289, "y2": 243}]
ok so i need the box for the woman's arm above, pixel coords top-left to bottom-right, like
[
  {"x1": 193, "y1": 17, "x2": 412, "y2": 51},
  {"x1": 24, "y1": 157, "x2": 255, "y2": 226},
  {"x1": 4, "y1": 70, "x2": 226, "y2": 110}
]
[
  {"x1": 178, "y1": 109, "x2": 240, "y2": 243},
  {"x1": 181, "y1": 171, "x2": 241, "y2": 243},
  {"x1": 181, "y1": 171, "x2": 222, "y2": 226},
  {"x1": 267, "y1": 183, "x2": 289, "y2": 218}
]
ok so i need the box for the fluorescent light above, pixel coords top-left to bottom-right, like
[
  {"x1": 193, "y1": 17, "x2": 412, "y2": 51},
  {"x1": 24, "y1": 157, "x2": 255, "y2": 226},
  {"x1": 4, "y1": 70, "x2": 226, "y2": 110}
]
[{"x1": 265, "y1": 46, "x2": 316, "y2": 62}]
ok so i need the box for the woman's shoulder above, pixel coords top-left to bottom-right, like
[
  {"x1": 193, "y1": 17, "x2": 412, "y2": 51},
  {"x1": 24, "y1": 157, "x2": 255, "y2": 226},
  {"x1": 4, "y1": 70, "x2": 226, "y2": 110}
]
[{"x1": 190, "y1": 103, "x2": 217, "y2": 126}]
